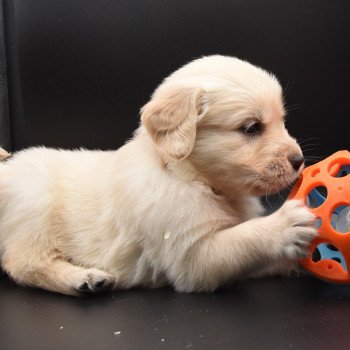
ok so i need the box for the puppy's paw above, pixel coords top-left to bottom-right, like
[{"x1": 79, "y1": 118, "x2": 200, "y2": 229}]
[
  {"x1": 271, "y1": 200, "x2": 318, "y2": 260},
  {"x1": 72, "y1": 268, "x2": 116, "y2": 294}
]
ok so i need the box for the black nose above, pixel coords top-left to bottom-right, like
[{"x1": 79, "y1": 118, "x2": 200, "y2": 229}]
[{"x1": 289, "y1": 155, "x2": 305, "y2": 171}]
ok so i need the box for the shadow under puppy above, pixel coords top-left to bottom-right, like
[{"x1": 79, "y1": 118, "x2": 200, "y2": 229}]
[{"x1": 0, "y1": 55, "x2": 317, "y2": 295}]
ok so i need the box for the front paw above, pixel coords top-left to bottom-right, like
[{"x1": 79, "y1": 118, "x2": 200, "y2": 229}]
[
  {"x1": 271, "y1": 200, "x2": 318, "y2": 260},
  {"x1": 74, "y1": 269, "x2": 116, "y2": 294}
]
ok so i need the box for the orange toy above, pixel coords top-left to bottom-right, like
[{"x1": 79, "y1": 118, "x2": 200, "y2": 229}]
[{"x1": 289, "y1": 150, "x2": 350, "y2": 283}]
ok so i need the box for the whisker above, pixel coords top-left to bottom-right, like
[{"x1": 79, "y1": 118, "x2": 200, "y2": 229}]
[
  {"x1": 283, "y1": 81, "x2": 292, "y2": 97},
  {"x1": 300, "y1": 144, "x2": 322, "y2": 149},
  {"x1": 301, "y1": 148, "x2": 322, "y2": 154},
  {"x1": 304, "y1": 155, "x2": 324, "y2": 159},
  {"x1": 264, "y1": 186, "x2": 272, "y2": 209},
  {"x1": 297, "y1": 137, "x2": 321, "y2": 144},
  {"x1": 303, "y1": 153, "x2": 322, "y2": 158},
  {"x1": 284, "y1": 104, "x2": 300, "y2": 113}
]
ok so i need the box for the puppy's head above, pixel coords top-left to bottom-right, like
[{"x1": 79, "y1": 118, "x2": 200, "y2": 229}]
[{"x1": 141, "y1": 55, "x2": 303, "y2": 196}]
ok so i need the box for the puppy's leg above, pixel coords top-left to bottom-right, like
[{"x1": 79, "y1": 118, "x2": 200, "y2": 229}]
[
  {"x1": 248, "y1": 259, "x2": 300, "y2": 279},
  {"x1": 168, "y1": 200, "x2": 317, "y2": 292},
  {"x1": 2, "y1": 248, "x2": 116, "y2": 296}
]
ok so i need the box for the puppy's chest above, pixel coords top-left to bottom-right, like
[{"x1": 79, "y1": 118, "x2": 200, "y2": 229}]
[{"x1": 226, "y1": 196, "x2": 263, "y2": 223}]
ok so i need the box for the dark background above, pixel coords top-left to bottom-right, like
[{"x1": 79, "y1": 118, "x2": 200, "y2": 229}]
[
  {"x1": 4, "y1": 0, "x2": 350, "y2": 156},
  {"x1": 2, "y1": 1, "x2": 350, "y2": 349}
]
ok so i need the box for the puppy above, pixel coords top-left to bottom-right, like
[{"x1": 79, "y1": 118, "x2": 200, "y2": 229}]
[{"x1": 0, "y1": 55, "x2": 317, "y2": 295}]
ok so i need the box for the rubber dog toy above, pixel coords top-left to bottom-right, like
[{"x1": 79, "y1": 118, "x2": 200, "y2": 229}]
[{"x1": 289, "y1": 150, "x2": 350, "y2": 283}]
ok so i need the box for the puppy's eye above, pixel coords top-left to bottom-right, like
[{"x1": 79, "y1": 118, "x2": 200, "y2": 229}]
[{"x1": 240, "y1": 121, "x2": 262, "y2": 136}]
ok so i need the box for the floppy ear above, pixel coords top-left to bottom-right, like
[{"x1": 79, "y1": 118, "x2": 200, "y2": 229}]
[{"x1": 141, "y1": 86, "x2": 203, "y2": 161}]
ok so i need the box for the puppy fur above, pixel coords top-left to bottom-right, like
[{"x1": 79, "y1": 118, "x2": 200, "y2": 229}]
[{"x1": 0, "y1": 55, "x2": 317, "y2": 295}]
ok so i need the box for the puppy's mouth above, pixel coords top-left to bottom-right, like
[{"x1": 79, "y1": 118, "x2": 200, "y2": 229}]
[{"x1": 247, "y1": 171, "x2": 301, "y2": 196}]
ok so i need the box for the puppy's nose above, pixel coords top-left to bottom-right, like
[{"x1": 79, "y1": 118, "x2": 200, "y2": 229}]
[{"x1": 289, "y1": 155, "x2": 305, "y2": 172}]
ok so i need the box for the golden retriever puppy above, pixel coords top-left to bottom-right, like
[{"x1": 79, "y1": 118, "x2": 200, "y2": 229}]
[{"x1": 0, "y1": 55, "x2": 316, "y2": 295}]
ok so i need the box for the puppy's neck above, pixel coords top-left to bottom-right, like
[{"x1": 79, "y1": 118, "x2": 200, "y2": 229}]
[
  {"x1": 185, "y1": 165, "x2": 252, "y2": 202},
  {"x1": 166, "y1": 159, "x2": 209, "y2": 186},
  {"x1": 165, "y1": 159, "x2": 240, "y2": 199},
  {"x1": 166, "y1": 158, "x2": 261, "y2": 219},
  {"x1": 135, "y1": 128, "x2": 248, "y2": 200}
]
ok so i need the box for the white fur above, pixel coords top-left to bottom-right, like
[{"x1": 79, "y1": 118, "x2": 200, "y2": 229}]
[{"x1": 0, "y1": 56, "x2": 317, "y2": 295}]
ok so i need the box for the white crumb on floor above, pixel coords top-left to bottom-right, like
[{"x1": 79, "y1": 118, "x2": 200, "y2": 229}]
[
  {"x1": 114, "y1": 331, "x2": 121, "y2": 335},
  {"x1": 164, "y1": 231, "x2": 171, "y2": 240},
  {"x1": 161, "y1": 339, "x2": 165, "y2": 342},
  {"x1": 59, "y1": 326, "x2": 63, "y2": 330}
]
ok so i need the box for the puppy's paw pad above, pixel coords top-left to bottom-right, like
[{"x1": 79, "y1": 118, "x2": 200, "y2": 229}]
[
  {"x1": 75, "y1": 269, "x2": 116, "y2": 294},
  {"x1": 78, "y1": 282, "x2": 89, "y2": 291},
  {"x1": 94, "y1": 279, "x2": 106, "y2": 288}
]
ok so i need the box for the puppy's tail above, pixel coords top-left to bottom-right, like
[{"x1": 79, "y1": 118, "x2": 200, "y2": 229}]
[{"x1": 0, "y1": 147, "x2": 10, "y2": 161}]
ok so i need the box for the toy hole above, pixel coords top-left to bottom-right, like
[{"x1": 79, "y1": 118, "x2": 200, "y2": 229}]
[
  {"x1": 305, "y1": 186, "x2": 327, "y2": 208},
  {"x1": 312, "y1": 243, "x2": 347, "y2": 271},
  {"x1": 326, "y1": 244, "x2": 338, "y2": 251},
  {"x1": 312, "y1": 247, "x2": 321, "y2": 262},
  {"x1": 315, "y1": 218, "x2": 322, "y2": 229},
  {"x1": 310, "y1": 168, "x2": 320, "y2": 177},
  {"x1": 329, "y1": 163, "x2": 350, "y2": 177},
  {"x1": 331, "y1": 205, "x2": 350, "y2": 233}
]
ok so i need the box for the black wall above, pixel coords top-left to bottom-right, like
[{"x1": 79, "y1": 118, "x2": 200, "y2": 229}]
[
  {"x1": 0, "y1": 0, "x2": 10, "y2": 150},
  {"x1": 4, "y1": 0, "x2": 350, "y2": 159}
]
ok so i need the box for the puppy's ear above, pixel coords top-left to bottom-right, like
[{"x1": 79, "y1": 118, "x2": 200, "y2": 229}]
[{"x1": 141, "y1": 86, "x2": 203, "y2": 161}]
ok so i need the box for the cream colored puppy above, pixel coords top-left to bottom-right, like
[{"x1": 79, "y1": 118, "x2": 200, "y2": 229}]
[{"x1": 0, "y1": 55, "x2": 317, "y2": 295}]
